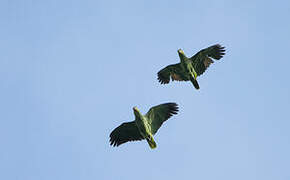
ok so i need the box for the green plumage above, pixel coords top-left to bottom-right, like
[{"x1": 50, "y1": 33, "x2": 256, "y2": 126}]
[
  {"x1": 157, "y1": 44, "x2": 226, "y2": 89},
  {"x1": 109, "y1": 103, "x2": 178, "y2": 149},
  {"x1": 109, "y1": 44, "x2": 226, "y2": 149}
]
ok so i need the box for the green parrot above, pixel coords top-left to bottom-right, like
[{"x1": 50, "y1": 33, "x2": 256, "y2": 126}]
[
  {"x1": 157, "y1": 44, "x2": 226, "y2": 89},
  {"x1": 109, "y1": 103, "x2": 178, "y2": 149}
]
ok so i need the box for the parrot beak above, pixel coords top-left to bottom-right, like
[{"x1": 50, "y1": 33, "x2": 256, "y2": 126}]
[
  {"x1": 133, "y1": 107, "x2": 138, "y2": 112},
  {"x1": 178, "y1": 49, "x2": 184, "y2": 54}
]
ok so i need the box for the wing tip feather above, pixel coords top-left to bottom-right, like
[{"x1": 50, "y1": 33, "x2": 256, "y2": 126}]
[
  {"x1": 157, "y1": 72, "x2": 170, "y2": 84},
  {"x1": 213, "y1": 44, "x2": 226, "y2": 60},
  {"x1": 109, "y1": 122, "x2": 143, "y2": 147},
  {"x1": 165, "y1": 102, "x2": 179, "y2": 118}
]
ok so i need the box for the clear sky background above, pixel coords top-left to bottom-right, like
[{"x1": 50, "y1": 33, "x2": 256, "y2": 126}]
[{"x1": 1, "y1": 0, "x2": 290, "y2": 180}]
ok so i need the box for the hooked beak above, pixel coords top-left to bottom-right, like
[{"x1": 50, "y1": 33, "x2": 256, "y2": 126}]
[
  {"x1": 133, "y1": 107, "x2": 138, "y2": 112},
  {"x1": 178, "y1": 49, "x2": 184, "y2": 54}
]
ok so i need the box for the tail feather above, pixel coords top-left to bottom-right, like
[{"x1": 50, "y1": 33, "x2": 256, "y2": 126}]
[
  {"x1": 190, "y1": 77, "x2": 200, "y2": 89},
  {"x1": 146, "y1": 136, "x2": 157, "y2": 149}
]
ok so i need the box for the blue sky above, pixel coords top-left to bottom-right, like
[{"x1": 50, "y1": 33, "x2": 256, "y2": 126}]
[{"x1": 1, "y1": 0, "x2": 290, "y2": 179}]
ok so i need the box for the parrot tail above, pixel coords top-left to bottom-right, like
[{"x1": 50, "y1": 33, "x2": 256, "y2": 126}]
[
  {"x1": 146, "y1": 136, "x2": 157, "y2": 149},
  {"x1": 190, "y1": 77, "x2": 200, "y2": 90}
]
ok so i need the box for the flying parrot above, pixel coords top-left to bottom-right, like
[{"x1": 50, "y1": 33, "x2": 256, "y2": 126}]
[
  {"x1": 157, "y1": 44, "x2": 226, "y2": 89},
  {"x1": 109, "y1": 103, "x2": 178, "y2": 149}
]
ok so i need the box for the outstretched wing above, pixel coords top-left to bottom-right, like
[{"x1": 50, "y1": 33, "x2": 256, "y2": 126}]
[
  {"x1": 145, "y1": 103, "x2": 179, "y2": 135},
  {"x1": 109, "y1": 121, "x2": 144, "y2": 147},
  {"x1": 190, "y1": 44, "x2": 226, "y2": 76},
  {"x1": 157, "y1": 63, "x2": 188, "y2": 84}
]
